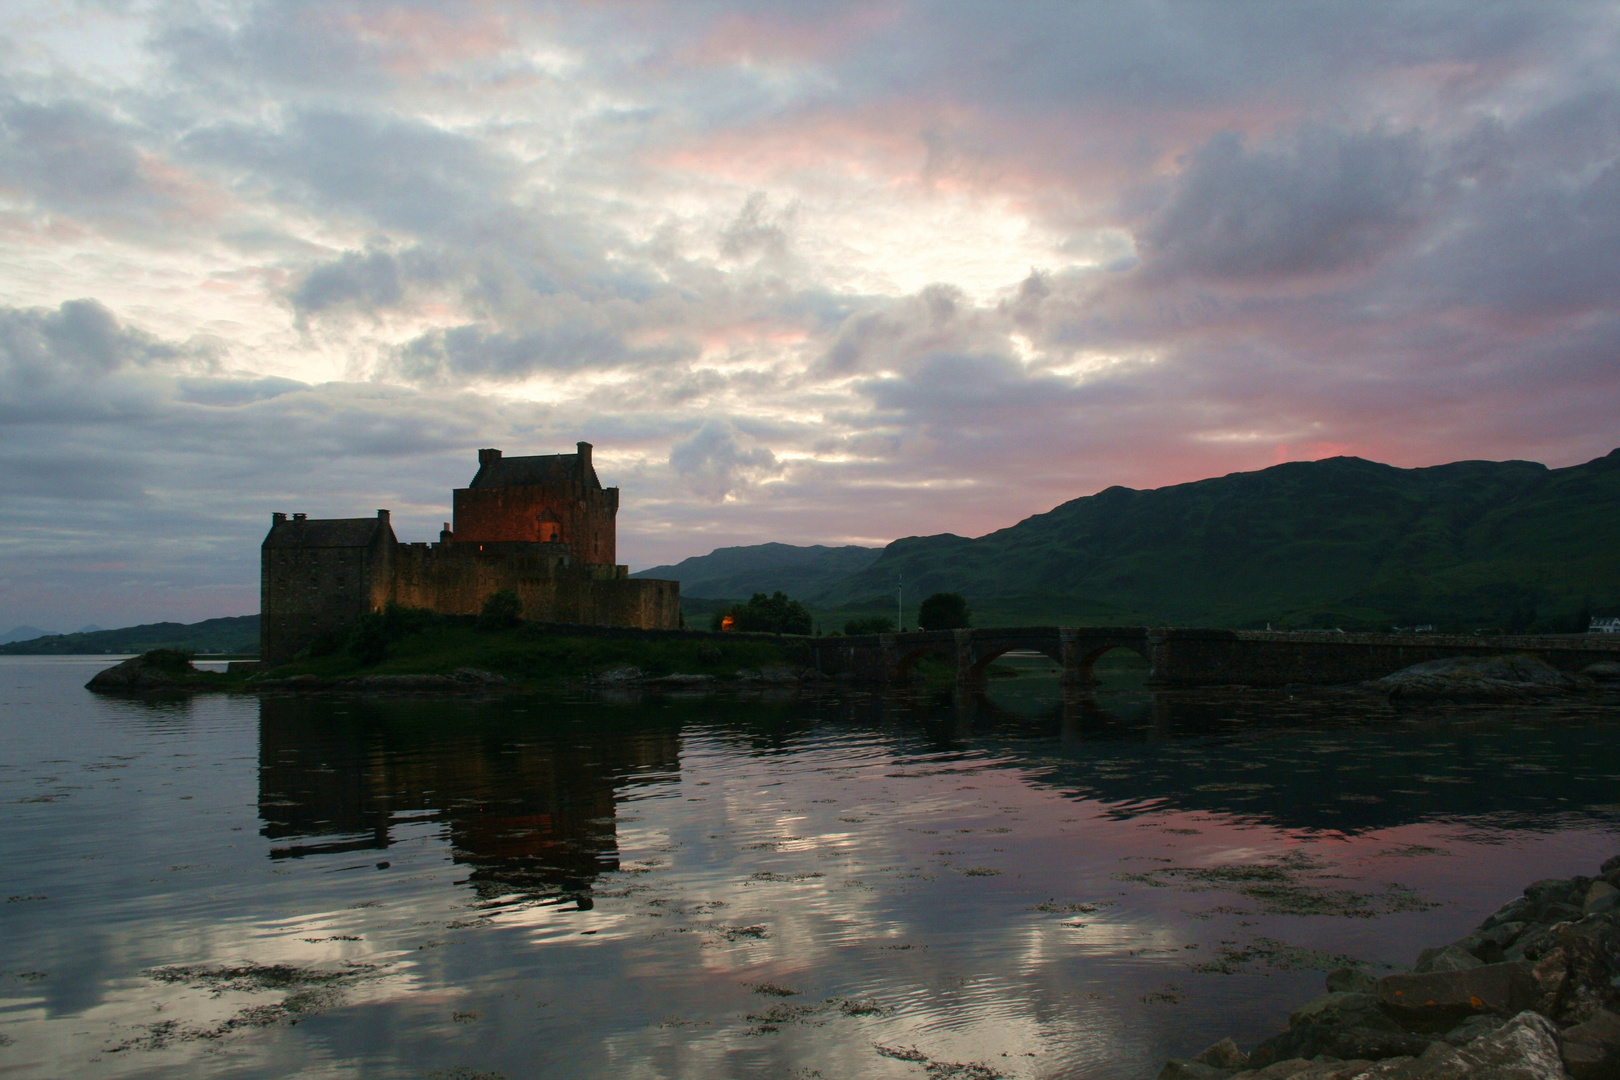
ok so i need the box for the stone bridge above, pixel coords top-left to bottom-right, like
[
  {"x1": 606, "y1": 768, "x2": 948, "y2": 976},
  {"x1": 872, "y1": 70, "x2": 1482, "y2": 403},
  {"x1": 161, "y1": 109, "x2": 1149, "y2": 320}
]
[{"x1": 807, "y1": 626, "x2": 1620, "y2": 689}]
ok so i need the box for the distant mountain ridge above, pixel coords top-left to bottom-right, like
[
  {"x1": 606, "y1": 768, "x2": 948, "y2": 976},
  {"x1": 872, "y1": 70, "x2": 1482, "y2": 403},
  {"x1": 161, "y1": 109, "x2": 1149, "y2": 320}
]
[
  {"x1": 0, "y1": 616, "x2": 260, "y2": 655},
  {"x1": 642, "y1": 449, "x2": 1620, "y2": 631},
  {"x1": 632, "y1": 543, "x2": 880, "y2": 599},
  {"x1": 819, "y1": 449, "x2": 1620, "y2": 630}
]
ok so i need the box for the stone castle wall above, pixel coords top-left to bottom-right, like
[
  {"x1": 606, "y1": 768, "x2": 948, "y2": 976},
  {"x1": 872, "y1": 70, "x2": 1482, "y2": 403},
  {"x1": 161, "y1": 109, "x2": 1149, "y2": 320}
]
[
  {"x1": 450, "y1": 485, "x2": 618, "y2": 565},
  {"x1": 261, "y1": 514, "x2": 397, "y2": 665},
  {"x1": 262, "y1": 538, "x2": 678, "y2": 663}
]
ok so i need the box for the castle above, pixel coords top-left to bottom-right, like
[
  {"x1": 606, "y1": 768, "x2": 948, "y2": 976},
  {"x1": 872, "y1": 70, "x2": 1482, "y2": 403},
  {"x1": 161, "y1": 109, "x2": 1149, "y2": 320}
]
[{"x1": 261, "y1": 442, "x2": 679, "y2": 663}]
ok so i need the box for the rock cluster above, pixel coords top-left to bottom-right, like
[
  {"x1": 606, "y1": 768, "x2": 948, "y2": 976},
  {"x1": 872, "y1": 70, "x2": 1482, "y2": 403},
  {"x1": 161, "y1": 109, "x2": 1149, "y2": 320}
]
[
  {"x1": 589, "y1": 665, "x2": 804, "y2": 687},
  {"x1": 252, "y1": 668, "x2": 511, "y2": 691},
  {"x1": 85, "y1": 652, "x2": 195, "y2": 691},
  {"x1": 1372, "y1": 655, "x2": 1590, "y2": 701},
  {"x1": 1160, "y1": 857, "x2": 1620, "y2": 1080}
]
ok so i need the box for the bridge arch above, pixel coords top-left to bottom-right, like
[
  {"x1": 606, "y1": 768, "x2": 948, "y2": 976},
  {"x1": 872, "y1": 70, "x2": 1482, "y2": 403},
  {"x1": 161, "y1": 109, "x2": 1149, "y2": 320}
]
[
  {"x1": 1070, "y1": 642, "x2": 1152, "y2": 688},
  {"x1": 966, "y1": 645, "x2": 1062, "y2": 681},
  {"x1": 892, "y1": 644, "x2": 955, "y2": 679}
]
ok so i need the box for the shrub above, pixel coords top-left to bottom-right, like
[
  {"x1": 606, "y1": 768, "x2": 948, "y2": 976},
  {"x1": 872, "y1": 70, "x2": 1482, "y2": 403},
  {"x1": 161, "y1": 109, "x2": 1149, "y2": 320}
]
[
  {"x1": 843, "y1": 614, "x2": 896, "y2": 636},
  {"x1": 721, "y1": 592, "x2": 813, "y2": 635},
  {"x1": 479, "y1": 589, "x2": 523, "y2": 630},
  {"x1": 345, "y1": 613, "x2": 390, "y2": 665},
  {"x1": 917, "y1": 592, "x2": 971, "y2": 631},
  {"x1": 140, "y1": 648, "x2": 195, "y2": 673}
]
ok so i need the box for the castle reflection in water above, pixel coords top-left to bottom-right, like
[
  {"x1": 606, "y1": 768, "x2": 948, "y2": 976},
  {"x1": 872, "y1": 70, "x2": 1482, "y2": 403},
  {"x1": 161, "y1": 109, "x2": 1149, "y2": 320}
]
[
  {"x1": 257, "y1": 696, "x2": 682, "y2": 902},
  {"x1": 254, "y1": 684, "x2": 1620, "y2": 896}
]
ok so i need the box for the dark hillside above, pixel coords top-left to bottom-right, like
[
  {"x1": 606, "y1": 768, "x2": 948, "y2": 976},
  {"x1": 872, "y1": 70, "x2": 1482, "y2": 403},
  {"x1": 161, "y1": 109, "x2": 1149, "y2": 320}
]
[
  {"x1": 0, "y1": 615, "x2": 261, "y2": 655},
  {"x1": 816, "y1": 449, "x2": 1620, "y2": 630},
  {"x1": 632, "y1": 542, "x2": 879, "y2": 599}
]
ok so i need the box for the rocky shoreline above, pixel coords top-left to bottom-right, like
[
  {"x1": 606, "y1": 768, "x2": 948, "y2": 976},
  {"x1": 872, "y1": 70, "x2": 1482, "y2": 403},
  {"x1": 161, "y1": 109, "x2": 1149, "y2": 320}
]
[
  {"x1": 1160, "y1": 858, "x2": 1620, "y2": 1080},
  {"x1": 84, "y1": 651, "x2": 819, "y2": 693}
]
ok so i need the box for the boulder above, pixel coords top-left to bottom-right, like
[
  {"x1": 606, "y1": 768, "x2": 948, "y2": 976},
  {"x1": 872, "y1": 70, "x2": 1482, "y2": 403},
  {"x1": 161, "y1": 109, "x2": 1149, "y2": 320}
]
[
  {"x1": 643, "y1": 673, "x2": 716, "y2": 688},
  {"x1": 593, "y1": 666, "x2": 644, "y2": 684},
  {"x1": 1416, "y1": 945, "x2": 1486, "y2": 974},
  {"x1": 1373, "y1": 655, "x2": 1584, "y2": 701},
  {"x1": 1231, "y1": 1059, "x2": 1378, "y2": 1080},
  {"x1": 1561, "y1": 1009, "x2": 1620, "y2": 1080},
  {"x1": 1195, "y1": 1039, "x2": 1252, "y2": 1070},
  {"x1": 1376, "y1": 962, "x2": 1537, "y2": 1030},
  {"x1": 1533, "y1": 919, "x2": 1620, "y2": 1024},
  {"x1": 1252, "y1": 1027, "x2": 1430, "y2": 1068},
  {"x1": 452, "y1": 667, "x2": 510, "y2": 684},
  {"x1": 1232, "y1": 1059, "x2": 1316, "y2": 1079},
  {"x1": 1442, "y1": 1013, "x2": 1507, "y2": 1046},
  {"x1": 1159, "y1": 1060, "x2": 1238, "y2": 1080},
  {"x1": 86, "y1": 653, "x2": 193, "y2": 691},
  {"x1": 1292, "y1": 993, "x2": 1400, "y2": 1032},
  {"x1": 1585, "y1": 883, "x2": 1620, "y2": 916},
  {"x1": 1581, "y1": 662, "x2": 1620, "y2": 681},
  {"x1": 1507, "y1": 924, "x2": 1562, "y2": 964},
  {"x1": 1328, "y1": 969, "x2": 1380, "y2": 994},
  {"x1": 1350, "y1": 1011, "x2": 1570, "y2": 1078}
]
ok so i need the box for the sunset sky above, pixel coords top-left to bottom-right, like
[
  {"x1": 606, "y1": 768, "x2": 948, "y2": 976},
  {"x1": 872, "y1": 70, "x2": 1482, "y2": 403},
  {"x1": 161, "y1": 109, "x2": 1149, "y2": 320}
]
[{"x1": 2, "y1": 1, "x2": 1618, "y2": 629}]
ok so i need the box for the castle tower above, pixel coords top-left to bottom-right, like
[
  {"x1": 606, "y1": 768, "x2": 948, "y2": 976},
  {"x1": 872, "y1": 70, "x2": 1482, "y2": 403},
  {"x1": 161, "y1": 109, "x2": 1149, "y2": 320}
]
[{"x1": 447, "y1": 442, "x2": 619, "y2": 565}]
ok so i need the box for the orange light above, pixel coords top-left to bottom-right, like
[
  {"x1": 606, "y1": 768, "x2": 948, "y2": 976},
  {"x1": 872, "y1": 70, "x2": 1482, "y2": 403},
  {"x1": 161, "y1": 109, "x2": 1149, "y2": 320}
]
[{"x1": 720, "y1": 615, "x2": 735, "y2": 631}]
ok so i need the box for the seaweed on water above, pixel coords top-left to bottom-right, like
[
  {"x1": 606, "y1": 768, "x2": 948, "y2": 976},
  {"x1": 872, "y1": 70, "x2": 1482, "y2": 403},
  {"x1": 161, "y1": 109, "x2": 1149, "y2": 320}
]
[
  {"x1": 874, "y1": 1043, "x2": 1007, "y2": 1079},
  {"x1": 1114, "y1": 855, "x2": 1438, "y2": 918},
  {"x1": 1187, "y1": 937, "x2": 1375, "y2": 975},
  {"x1": 108, "y1": 960, "x2": 384, "y2": 1052}
]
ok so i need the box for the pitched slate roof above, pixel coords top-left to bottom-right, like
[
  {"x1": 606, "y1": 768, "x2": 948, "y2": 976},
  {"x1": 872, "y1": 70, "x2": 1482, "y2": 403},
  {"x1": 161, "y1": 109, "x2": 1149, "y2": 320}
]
[
  {"x1": 470, "y1": 453, "x2": 597, "y2": 489},
  {"x1": 264, "y1": 517, "x2": 389, "y2": 548}
]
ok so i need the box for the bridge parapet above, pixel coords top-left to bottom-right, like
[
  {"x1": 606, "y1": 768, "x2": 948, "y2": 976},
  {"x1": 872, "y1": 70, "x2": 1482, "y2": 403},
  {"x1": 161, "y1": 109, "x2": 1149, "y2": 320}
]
[{"x1": 806, "y1": 626, "x2": 1620, "y2": 688}]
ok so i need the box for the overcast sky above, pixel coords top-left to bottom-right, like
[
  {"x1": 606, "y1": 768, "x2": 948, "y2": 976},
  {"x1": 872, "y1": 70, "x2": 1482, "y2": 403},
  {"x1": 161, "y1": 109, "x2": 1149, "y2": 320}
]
[{"x1": 2, "y1": 1, "x2": 1619, "y2": 629}]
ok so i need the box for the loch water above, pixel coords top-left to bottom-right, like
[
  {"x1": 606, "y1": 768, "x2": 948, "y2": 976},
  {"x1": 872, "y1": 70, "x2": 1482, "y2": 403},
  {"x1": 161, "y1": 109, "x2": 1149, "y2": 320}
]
[{"x1": 3, "y1": 656, "x2": 1620, "y2": 1079}]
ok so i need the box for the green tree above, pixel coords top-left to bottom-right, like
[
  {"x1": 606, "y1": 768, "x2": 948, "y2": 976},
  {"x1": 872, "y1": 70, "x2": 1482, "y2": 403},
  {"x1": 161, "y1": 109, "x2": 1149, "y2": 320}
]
[
  {"x1": 843, "y1": 614, "x2": 896, "y2": 635},
  {"x1": 722, "y1": 592, "x2": 812, "y2": 635},
  {"x1": 917, "y1": 592, "x2": 971, "y2": 631},
  {"x1": 479, "y1": 589, "x2": 524, "y2": 630},
  {"x1": 345, "y1": 613, "x2": 390, "y2": 664}
]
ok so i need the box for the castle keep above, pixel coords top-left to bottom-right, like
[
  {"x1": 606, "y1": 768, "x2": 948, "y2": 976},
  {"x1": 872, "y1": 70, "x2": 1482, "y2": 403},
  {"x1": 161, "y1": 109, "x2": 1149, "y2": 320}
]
[{"x1": 261, "y1": 442, "x2": 679, "y2": 663}]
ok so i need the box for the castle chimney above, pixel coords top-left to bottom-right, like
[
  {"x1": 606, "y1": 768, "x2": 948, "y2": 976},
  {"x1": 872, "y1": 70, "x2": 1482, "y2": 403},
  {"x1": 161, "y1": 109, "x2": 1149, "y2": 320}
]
[
  {"x1": 440, "y1": 522, "x2": 454, "y2": 543},
  {"x1": 577, "y1": 441, "x2": 592, "y2": 473},
  {"x1": 293, "y1": 513, "x2": 307, "y2": 522},
  {"x1": 377, "y1": 509, "x2": 390, "y2": 523},
  {"x1": 272, "y1": 512, "x2": 287, "y2": 524},
  {"x1": 478, "y1": 448, "x2": 502, "y2": 465}
]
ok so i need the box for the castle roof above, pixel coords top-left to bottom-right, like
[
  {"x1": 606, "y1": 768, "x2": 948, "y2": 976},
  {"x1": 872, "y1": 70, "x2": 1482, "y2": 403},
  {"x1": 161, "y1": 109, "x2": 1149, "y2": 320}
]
[
  {"x1": 263, "y1": 515, "x2": 391, "y2": 548},
  {"x1": 470, "y1": 451, "x2": 601, "y2": 490}
]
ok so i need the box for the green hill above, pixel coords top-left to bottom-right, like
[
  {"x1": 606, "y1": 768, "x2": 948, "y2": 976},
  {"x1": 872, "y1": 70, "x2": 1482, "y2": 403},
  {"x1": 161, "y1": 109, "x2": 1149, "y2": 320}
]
[
  {"x1": 0, "y1": 615, "x2": 261, "y2": 655},
  {"x1": 814, "y1": 449, "x2": 1620, "y2": 631},
  {"x1": 632, "y1": 542, "x2": 879, "y2": 599}
]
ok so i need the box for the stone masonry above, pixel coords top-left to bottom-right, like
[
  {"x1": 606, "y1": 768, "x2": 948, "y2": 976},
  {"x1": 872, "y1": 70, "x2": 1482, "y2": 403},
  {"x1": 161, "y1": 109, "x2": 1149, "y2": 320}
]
[{"x1": 261, "y1": 443, "x2": 678, "y2": 663}]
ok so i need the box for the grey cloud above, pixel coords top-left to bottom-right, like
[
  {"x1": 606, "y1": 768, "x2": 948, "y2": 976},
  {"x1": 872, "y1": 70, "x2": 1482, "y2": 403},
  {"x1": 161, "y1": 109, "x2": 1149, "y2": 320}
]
[
  {"x1": 174, "y1": 376, "x2": 308, "y2": 407},
  {"x1": 0, "y1": 96, "x2": 203, "y2": 237},
  {"x1": 290, "y1": 249, "x2": 405, "y2": 315},
  {"x1": 1141, "y1": 127, "x2": 1432, "y2": 282},
  {"x1": 720, "y1": 192, "x2": 795, "y2": 261},
  {"x1": 392, "y1": 317, "x2": 695, "y2": 384},
  {"x1": 0, "y1": 300, "x2": 186, "y2": 387},
  {"x1": 183, "y1": 108, "x2": 512, "y2": 236},
  {"x1": 669, "y1": 419, "x2": 783, "y2": 501},
  {"x1": 820, "y1": 285, "x2": 1005, "y2": 376}
]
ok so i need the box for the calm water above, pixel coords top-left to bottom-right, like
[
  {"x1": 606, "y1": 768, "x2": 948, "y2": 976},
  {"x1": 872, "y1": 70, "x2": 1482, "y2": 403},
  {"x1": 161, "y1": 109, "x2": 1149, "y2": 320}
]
[{"x1": 3, "y1": 656, "x2": 1620, "y2": 1079}]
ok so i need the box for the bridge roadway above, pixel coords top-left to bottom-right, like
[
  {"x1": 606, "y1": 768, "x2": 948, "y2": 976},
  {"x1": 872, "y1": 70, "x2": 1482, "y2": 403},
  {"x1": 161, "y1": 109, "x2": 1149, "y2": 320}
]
[{"x1": 807, "y1": 626, "x2": 1620, "y2": 688}]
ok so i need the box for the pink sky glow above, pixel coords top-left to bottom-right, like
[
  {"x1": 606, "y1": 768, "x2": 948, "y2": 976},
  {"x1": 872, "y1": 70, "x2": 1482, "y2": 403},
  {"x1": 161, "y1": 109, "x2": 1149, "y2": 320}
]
[{"x1": 0, "y1": 0, "x2": 1617, "y2": 628}]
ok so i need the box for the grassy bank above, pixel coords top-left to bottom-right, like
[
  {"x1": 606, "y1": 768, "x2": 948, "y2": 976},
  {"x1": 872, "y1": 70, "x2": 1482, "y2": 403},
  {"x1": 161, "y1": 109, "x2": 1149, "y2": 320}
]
[{"x1": 264, "y1": 620, "x2": 799, "y2": 685}]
